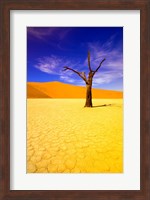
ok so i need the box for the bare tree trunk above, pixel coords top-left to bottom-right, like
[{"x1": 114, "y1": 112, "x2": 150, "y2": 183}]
[
  {"x1": 63, "y1": 52, "x2": 105, "y2": 108},
  {"x1": 84, "y1": 84, "x2": 92, "y2": 107}
]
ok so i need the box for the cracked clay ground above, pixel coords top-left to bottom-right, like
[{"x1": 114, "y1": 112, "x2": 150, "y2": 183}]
[{"x1": 27, "y1": 99, "x2": 123, "y2": 173}]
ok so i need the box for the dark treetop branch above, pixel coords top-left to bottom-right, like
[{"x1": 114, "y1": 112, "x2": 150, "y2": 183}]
[
  {"x1": 63, "y1": 66, "x2": 88, "y2": 84},
  {"x1": 88, "y1": 51, "x2": 92, "y2": 72},
  {"x1": 92, "y1": 58, "x2": 106, "y2": 76}
]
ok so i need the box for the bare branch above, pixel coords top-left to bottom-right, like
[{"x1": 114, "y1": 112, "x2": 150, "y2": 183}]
[
  {"x1": 92, "y1": 58, "x2": 106, "y2": 76},
  {"x1": 88, "y1": 51, "x2": 92, "y2": 72},
  {"x1": 63, "y1": 66, "x2": 88, "y2": 84},
  {"x1": 80, "y1": 72, "x2": 87, "y2": 81},
  {"x1": 63, "y1": 66, "x2": 81, "y2": 75}
]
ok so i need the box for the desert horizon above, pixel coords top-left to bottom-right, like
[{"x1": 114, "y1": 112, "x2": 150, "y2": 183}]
[
  {"x1": 27, "y1": 81, "x2": 123, "y2": 99},
  {"x1": 27, "y1": 27, "x2": 123, "y2": 173}
]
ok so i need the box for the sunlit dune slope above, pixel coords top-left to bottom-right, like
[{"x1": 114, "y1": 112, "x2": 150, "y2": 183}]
[
  {"x1": 27, "y1": 84, "x2": 50, "y2": 98},
  {"x1": 27, "y1": 82, "x2": 123, "y2": 98}
]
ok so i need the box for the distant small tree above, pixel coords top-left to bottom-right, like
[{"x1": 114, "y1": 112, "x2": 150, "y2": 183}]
[{"x1": 63, "y1": 51, "x2": 105, "y2": 107}]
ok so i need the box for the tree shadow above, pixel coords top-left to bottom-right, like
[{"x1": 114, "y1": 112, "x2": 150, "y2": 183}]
[{"x1": 92, "y1": 104, "x2": 113, "y2": 108}]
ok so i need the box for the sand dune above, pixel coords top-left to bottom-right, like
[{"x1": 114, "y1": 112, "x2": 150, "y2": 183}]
[
  {"x1": 27, "y1": 99, "x2": 123, "y2": 173},
  {"x1": 27, "y1": 84, "x2": 50, "y2": 98},
  {"x1": 27, "y1": 81, "x2": 123, "y2": 99}
]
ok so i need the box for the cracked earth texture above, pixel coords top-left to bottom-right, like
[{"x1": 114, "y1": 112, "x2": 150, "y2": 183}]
[{"x1": 27, "y1": 99, "x2": 123, "y2": 173}]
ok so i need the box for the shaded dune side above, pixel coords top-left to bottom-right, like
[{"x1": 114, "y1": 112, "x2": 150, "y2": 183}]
[
  {"x1": 27, "y1": 81, "x2": 123, "y2": 98},
  {"x1": 27, "y1": 84, "x2": 50, "y2": 98}
]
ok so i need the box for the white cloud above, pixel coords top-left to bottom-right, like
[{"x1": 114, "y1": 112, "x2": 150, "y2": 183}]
[
  {"x1": 35, "y1": 55, "x2": 79, "y2": 75},
  {"x1": 60, "y1": 75, "x2": 75, "y2": 83},
  {"x1": 28, "y1": 27, "x2": 71, "y2": 41},
  {"x1": 35, "y1": 55, "x2": 62, "y2": 74},
  {"x1": 27, "y1": 27, "x2": 55, "y2": 40},
  {"x1": 34, "y1": 36, "x2": 123, "y2": 87},
  {"x1": 34, "y1": 55, "x2": 80, "y2": 81},
  {"x1": 93, "y1": 70, "x2": 123, "y2": 86},
  {"x1": 83, "y1": 38, "x2": 123, "y2": 86}
]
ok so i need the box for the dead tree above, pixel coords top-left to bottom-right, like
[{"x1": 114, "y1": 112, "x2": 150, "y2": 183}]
[{"x1": 63, "y1": 51, "x2": 105, "y2": 107}]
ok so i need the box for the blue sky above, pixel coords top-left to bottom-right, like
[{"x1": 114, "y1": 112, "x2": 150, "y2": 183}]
[{"x1": 27, "y1": 27, "x2": 123, "y2": 91}]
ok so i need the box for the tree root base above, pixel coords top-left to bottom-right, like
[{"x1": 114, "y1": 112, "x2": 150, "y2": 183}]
[{"x1": 84, "y1": 105, "x2": 93, "y2": 108}]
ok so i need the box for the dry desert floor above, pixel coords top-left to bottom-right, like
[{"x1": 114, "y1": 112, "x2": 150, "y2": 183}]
[{"x1": 27, "y1": 99, "x2": 123, "y2": 173}]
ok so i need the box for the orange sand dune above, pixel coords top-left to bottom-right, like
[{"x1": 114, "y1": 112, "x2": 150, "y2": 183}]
[
  {"x1": 27, "y1": 81, "x2": 123, "y2": 98},
  {"x1": 27, "y1": 84, "x2": 50, "y2": 98}
]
